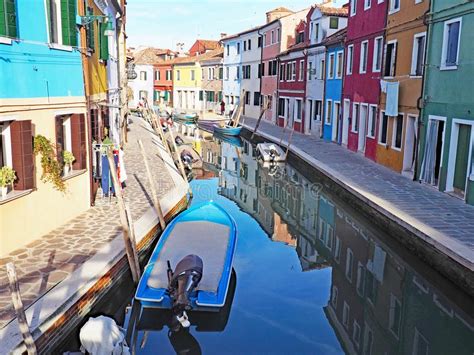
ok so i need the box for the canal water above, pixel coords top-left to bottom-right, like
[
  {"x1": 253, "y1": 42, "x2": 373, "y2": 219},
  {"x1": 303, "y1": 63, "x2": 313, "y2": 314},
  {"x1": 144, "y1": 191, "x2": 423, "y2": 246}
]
[{"x1": 59, "y1": 131, "x2": 474, "y2": 354}]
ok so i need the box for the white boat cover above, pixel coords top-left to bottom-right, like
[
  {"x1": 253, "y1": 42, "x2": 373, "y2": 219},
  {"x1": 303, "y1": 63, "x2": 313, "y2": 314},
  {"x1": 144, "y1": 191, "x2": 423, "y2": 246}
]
[{"x1": 79, "y1": 316, "x2": 130, "y2": 355}]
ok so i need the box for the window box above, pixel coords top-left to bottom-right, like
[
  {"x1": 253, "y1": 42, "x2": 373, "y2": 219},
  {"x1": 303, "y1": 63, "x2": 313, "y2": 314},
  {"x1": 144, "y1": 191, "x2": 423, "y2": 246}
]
[{"x1": 0, "y1": 189, "x2": 33, "y2": 205}]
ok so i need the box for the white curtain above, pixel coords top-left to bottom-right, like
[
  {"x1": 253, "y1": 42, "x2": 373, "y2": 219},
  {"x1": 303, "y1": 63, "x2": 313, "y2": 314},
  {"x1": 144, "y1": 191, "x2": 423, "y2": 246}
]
[{"x1": 420, "y1": 119, "x2": 439, "y2": 185}]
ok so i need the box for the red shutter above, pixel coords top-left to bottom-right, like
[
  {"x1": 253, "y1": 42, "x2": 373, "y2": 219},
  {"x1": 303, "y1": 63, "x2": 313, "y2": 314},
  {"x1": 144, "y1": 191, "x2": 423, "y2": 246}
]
[
  {"x1": 71, "y1": 114, "x2": 87, "y2": 170},
  {"x1": 10, "y1": 120, "x2": 34, "y2": 190},
  {"x1": 56, "y1": 116, "x2": 64, "y2": 165}
]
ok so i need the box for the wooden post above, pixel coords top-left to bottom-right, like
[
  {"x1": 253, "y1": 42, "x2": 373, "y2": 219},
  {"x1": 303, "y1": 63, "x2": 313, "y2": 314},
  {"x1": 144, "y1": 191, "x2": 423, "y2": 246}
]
[
  {"x1": 232, "y1": 90, "x2": 245, "y2": 128},
  {"x1": 124, "y1": 203, "x2": 141, "y2": 276},
  {"x1": 167, "y1": 124, "x2": 189, "y2": 183},
  {"x1": 6, "y1": 263, "x2": 37, "y2": 355},
  {"x1": 107, "y1": 151, "x2": 140, "y2": 284},
  {"x1": 138, "y1": 139, "x2": 166, "y2": 231},
  {"x1": 251, "y1": 102, "x2": 270, "y2": 139},
  {"x1": 284, "y1": 128, "x2": 295, "y2": 159}
]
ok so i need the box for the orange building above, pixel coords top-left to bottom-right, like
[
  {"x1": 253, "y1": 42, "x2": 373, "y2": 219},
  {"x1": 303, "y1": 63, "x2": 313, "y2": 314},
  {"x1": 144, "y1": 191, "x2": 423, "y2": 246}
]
[{"x1": 377, "y1": 0, "x2": 428, "y2": 178}]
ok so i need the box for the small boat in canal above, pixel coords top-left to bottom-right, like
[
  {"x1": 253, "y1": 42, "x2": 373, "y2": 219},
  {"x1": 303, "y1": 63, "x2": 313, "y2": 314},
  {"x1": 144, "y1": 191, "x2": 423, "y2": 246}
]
[
  {"x1": 134, "y1": 201, "x2": 237, "y2": 330},
  {"x1": 212, "y1": 123, "x2": 242, "y2": 137},
  {"x1": 172, "y1": 112, "x2": 199, "y2": 124},
  {"x1": 213, "y1": 131, "x2": 243, "y2": 147},
  {"x1": 257, "y1": 142, "x2": 286, "y2": 162}
]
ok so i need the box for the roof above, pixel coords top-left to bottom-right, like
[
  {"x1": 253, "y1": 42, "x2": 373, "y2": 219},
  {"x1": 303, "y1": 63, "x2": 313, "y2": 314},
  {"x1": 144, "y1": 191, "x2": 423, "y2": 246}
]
[
  {"x1": 220, "y1": 25, "x2": 263, "y2": 42},
  {"x1": 170, "y1": 47, "x2": 223, "y2": 66},
  {"x1": 267, "y1": 6, "x2": 293, "y2": 13},
  {"x1": 322, "y1": 27, "x2": 347, "y2": 46},
  {"x1": 190, "y1": 39, "x2": 220, "y2": 52},
  {"x1": 313, "y1": 3, "x2": 348, "y2": 17},
  {"x1": 132, "y1": 47, "x2": 175, "y2": 65},
  {"x1": 278, "y1": 41, "x2": 308, "y2": 57}
]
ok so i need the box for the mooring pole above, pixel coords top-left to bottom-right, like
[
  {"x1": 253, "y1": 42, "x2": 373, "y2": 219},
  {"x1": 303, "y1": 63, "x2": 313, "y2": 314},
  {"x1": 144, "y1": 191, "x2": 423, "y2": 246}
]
[
  {"x1": 285, "y1": 128, "x2": 295, "y2": 159},
  {"x1": 124, "y1": 202, "x2": 141, "y2": 276},
  {"x1": 138, "y1": 139, "x2": 166, "y2": 231},
  {"x1": 6, "y1": 263, "x2": 37, "y2": 354},
  {"x1": 251, "y1": 102, "x2": 269, "y2": 140},
  {"x1": 107, "y1": 151, "x2": 140, "y2": 284}
]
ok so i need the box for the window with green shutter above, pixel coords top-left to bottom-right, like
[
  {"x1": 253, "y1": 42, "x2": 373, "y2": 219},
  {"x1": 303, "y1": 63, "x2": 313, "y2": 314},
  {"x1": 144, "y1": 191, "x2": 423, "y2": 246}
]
[
  {"x1": 0, "y1": 0, "x2": 17, "y2": 38},
  {"x1": 99, "y1": 21, "x2": 109, "y2": 61},
  {"x1": 86, "y1": 7, "x2": 95, "y2": 51},
  {"x1": 60, "y1": 0, "x2": 77, "y2": 46},
  {"x1": 199, "y1": 91, "x2": 203, "y2": 101}
]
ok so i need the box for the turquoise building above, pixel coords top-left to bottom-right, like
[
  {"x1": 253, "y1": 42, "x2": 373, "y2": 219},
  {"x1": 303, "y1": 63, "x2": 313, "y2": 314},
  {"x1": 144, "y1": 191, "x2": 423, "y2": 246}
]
[
  {"x1": 0, "y1": 0, "x2": 90, "y2": 254},
  {"x1": 322, "y1": 29, "x2": 346, "y2": 142},
  {"x1": 418, "y1": 0, "x2": 474, "y2": 205}
]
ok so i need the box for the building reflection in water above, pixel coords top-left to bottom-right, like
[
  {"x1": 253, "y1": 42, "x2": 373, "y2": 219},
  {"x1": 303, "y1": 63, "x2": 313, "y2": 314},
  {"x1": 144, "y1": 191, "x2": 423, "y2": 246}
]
[{"x1": 197, "y1": 133, "x2": 474, "y2": 355}]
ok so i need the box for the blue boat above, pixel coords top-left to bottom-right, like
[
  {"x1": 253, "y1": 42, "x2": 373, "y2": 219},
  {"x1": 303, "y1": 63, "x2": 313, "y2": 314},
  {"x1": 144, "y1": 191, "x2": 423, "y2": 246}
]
[
  {"x1": 172, "y1": 112, "x2": 199, "y2": 124},
  {"x1": 213, "y1": 131, "x2": 243, "y2": 148},
  {"x1": 213, "y1": 123, "x2": 242, "y2": 137},
  {"x1": 135, "y1": 201, "x2": 237, "y2": 328}
]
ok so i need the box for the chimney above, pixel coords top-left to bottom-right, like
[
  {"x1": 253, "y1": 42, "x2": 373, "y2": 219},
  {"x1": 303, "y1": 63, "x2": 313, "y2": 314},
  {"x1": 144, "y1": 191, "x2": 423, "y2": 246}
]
[{"x1": 220, "y1": 33, "x2": 227, "y2": 39}]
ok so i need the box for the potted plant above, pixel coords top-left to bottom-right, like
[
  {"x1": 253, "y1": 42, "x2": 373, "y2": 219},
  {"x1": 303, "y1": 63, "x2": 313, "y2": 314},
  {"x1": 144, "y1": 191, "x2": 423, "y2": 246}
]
[
  {"x1": 62, "y1": 150, "x2": 75, "y2": 175},
  {"x1": 0, "y1": 166, "x2": 16, "y2": 197}
]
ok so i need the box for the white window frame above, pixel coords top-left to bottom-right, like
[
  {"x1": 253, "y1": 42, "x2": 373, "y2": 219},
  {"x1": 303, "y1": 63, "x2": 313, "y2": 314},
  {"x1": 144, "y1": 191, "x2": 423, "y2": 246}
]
[
  {"x1": 62, "y1": 116, "x2": 72, "y2": 153},
  {"x1": 412, "y1": 328, "x2": 429, "y2": 355},
  {"x1": 346, "y1": 44, "x2": 354, "y2": 75},
  {"x1": 392, "y1": 113, "x2": 404, "y2": 151},
  {"x1": 364, "y1": 0, "x2": 371, "y2": 10},
  {"x1": 328, "y1": 53, "x2": 335, "y2": 79},
  {"x1": 343, "y1": 302, "x2": 350, "y2": 329},
  {"x1": 367, "y1": 104, "x2": 377, "y2": 138},
  {"x1": 360, "y1": 40, "x2": 369, "y2": 74},
  {"x1": 389, "y1": 0, "x2": 400, "y2": 14},
  {"x1": 441, "y1": 17, "x2": 462, "y2": 71},
  {"x1": 351, "y1": 102, "x2": 359, "y2": 133},
  {"x1": 166, "y1": 69, "x2": 172, "y2": 81},
  {"x1": 389, "y1": 293, "x2": 402, "y2": 339},
  {"x1": 294, "y1": 99, "x2": 303, "y2": 122},
  {"x1": 345, "y1": 248, "x2": 354, "y2": 282},
  {"x1": 336, "y1": 51, "x2": 343, "y2": 79},
  {"x1": 291, "y1": 61, "x2": 296, "y2": 81},
  {"x1": 46, "y1": 0, "x2": 64, "y2": 46},
  {"x1": 373, "y1": 36, "x2": 383, "y2": 73},
  {"x1": 331, "y1": 286, "x2": 338, "y2": 307},
  {"x1": 325, "y1": 100, "x2": 332, "y2": 125},
  {"x1": 353, "y1": 320, "x2": 361, "y2": 348},
  {"x1": 350, "y1": 0, "x2": 357, "y2": 16},
  {"x1": 411, "y1": 32, "x2": 426, "y2": 77},
  {"x1": 298, "y1": 60, "x2": 304, "y2": 81},
  {"x1": 378, "y1": 110, "x2": 389, "y2": 145},
  {"x1": 176, "y1": 70, "x2": 180, "y2": 81},
  {"x1": 0, "y1": 122, "x2": 13, "y2": 168},
  {"x1": 363, "y1": 324, "x2": 374, "y2": 355},
  {"x1": 384, "y1": 40, "x2": 398, "y2": 78}
]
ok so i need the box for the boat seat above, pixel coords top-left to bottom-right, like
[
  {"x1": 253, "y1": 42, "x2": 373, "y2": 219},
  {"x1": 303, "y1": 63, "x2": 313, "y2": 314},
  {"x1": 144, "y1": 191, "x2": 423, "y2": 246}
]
[{"x1": 147, "y1": 221, "x2": 230, "y2": 292}]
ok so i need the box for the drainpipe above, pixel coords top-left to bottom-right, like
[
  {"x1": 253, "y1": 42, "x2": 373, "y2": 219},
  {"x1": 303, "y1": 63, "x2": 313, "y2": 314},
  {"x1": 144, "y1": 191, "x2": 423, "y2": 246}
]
[{"x1": 414, "y1": 9, "x2": 431, "y2": 182}]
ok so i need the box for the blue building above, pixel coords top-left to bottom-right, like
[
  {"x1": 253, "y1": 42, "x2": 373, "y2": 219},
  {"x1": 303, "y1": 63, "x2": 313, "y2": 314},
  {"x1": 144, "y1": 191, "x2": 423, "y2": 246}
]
[
  {"x1": 322, "y1": 28, "x2": 346, "y2": 142},
  {"x1": 0, "y1": 0, "x2": 90, "y2": 254}
]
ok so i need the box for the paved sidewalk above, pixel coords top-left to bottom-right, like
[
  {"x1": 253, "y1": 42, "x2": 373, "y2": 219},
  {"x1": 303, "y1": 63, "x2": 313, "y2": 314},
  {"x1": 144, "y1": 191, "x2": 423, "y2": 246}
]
[
  {"x1": 0, "y1": 117, "x2": 174, "y2": 329},
  {"x1": 243, "y1": 117, "x2": 474, "y2": 270}
]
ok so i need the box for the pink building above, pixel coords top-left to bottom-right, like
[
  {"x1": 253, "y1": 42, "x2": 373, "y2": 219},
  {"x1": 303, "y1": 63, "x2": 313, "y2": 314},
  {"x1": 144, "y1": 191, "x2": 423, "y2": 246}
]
[{"x1": 342, "y1": 0, "x2": 387, "y2": 161}]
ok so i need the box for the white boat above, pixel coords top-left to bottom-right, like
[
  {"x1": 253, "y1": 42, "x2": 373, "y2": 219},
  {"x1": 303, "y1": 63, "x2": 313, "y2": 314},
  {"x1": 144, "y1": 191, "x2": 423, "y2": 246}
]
[{"x1": 256, "y1": 143, "x2": 286, "y2": 162}]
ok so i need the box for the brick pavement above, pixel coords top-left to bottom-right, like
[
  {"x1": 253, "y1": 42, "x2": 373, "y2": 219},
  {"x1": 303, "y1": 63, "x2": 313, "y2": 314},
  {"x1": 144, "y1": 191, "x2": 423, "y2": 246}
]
[
  {"x1": 242, "y1": 117, "x2": 474, "y2": 268},
  {"x1": 0, "y1": 117, "x2": 174, "y2": 329}
]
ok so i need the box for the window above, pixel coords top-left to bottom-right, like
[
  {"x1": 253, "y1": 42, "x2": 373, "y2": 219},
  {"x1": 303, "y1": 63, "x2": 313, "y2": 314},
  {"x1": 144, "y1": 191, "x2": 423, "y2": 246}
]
[
  {"x1": 342, "y1": 302, "x2": 350, "y2": 329},
  {"x1": 277, "y1": 28, "x2": 280, "y2": 42},
  {"x1": 0, "y1": 122, "x2": 12, "y2": 170},
  {"x1": 199, "y1": 91, "x2": 203, "y2": 101},
  {"x1": 413, "y1": 328, "x2": 429, "y2": 355},
  {"x1": 308, "y1": 61, "x2": 313, "y2": 81},
  {"x1": 0, "y1": 0, "x2": 17, "y2": 38},
  {"x1": 225, "y1": 67, "x2": 229, "y2": 80},
  {"x1": 334, "y1": 236, "x2": 341, "y2": 262},
  {"x1": 328, "y1": 53, "x2": 335, "y2": 79},
  {"x1": 360, "y1": 40, "x2": 368, "y2": 74},
  {"x1": 295, "y1": 99, "x2": 302, "y2": 122},
  {"x1": 139, "y1": 90, "x2": 147, "y2": 100},
  {"x1": 352, "y1": 103, "x2": 359, "y2": 133},
  {"x1": 243, "y1": 65, "x2": 251, "y2": 79},
  {"x1": 237, "y1": 42, "x2": 240, "y2": 54},
  {"x1": 258, "y1": 36, "x2": 262, "y2": 48},
  {"x1": 258, "y1": 63, "x2": 263, "y2": 78},
  {"x1": 350, "y1": 0, "x2": 357, "y2": 16},
  {"x1": 98, "y1": 21, "x2": 108, "y2": 60},
  {"x1": 393, "y1": 114, "x2": 403, "y2": 149},
  {"x1": 47, "y1": 0, "x2": 77, "y2": 46},
  {"x1": 315, "y1": 23, "x2": 319, "y2": 43},
  {"x1": 55, "y1": 114, "x2": 86, "y2": 173},
  {"x1": 253, "y1": 92, "x2": 260, "y2": 106},
  {"x1": 373, "y1": 37, "x2": 383, "y2": 72},
  {"x1": 268, "y1": 60, "x2": 277, "y2": 76},
  {"x1": 219, "y1": 67, "x2": 223, "y2": 79},
  {"x1": 319, "y1": 58, "x2": 325, "y2": 80},
  {"x1": 329, "y1": 17, "x2": 339, "y2": 29},
  {"x1": 286, "y1": 62, "x2": 291, "y2": 80},
  {"x1": 236, "y1": 66, "x2": 240, "y2": 79},
  {"x1": 247, "y1": 39, "x2": 251, "y2": 50},
  {"x1": 278, "y1": 98, "x2": 285, "y2": 116},
  {"x1": 154, "y1": 70, "x2": 160, "y2": 81},
  {"x1": 331, "y1": 286, "x2": 338, "y2": 307},
  {"x1": 389, "y1": 0, "x2": 400, "y2": 13},
  {"x1": 226, "y1": 45, "x2": 229, "y2": 56},
  {"x1": 356, "y1": 262, "x2": 365, "y2": 296},
  {"x1": 243, "y1": 40, "x2": 247, "y2": 51},
  {"x1": 353, "y1": 321, "x2": 361, "y2": 348},
  {"x1": 299, "y1": 60, "x2": 304, "y2": 81},
  {"x1": 280, "y1": 63, "x2": 285, "y2": 81},
  {"x1": 336, "y1": 51, "x2": 343, "y2": 78},
  {"x1": 411, "y1": 32, "x2": 426, "y2": 76},
  {"x1": 389, "y1": 294, "x2": 402, "y2": 338},
  {"x1": 379, "y1": 112, "x2": 389, "y2": 144},
  {"x1": 364, "y1": 0, "x2": 371, "y2": 10},
  {"x1": 244, "y1": 91, "x2": 250, "y2": 105},
  {"x1": 345, "y1": 248, "x2": 354, "y2": 281},
  {"x1": 166, "y1": 70, "x2": 172, "y2": 80},
  {"x1": 442, "y1": 18, "x2": 462, "y2": 69},
  {"x1": 140, "y1": 71, "x2": 147, "y2": 81},
  {"x1": 271, "y1": 30, "x2": 275, "y2": 44},
  {"x1": 191, "y1": 70, "x2": 195, "y2": 81},
  {"x1": 296, "y1": 31, "x2": 304, "y2": 44},
  {"x1": 368, "y1": 105, "x2": 377, "y2": 138},
  {"x1": 176, "y1": 70, "x2": 180, "y2": 80},
  {"x1": 291, "y1": 61, "x2": 296, "y2": 81},
  {"x1": 325, "y1": 100, "x2": 332, "y2": 124},
  {"x1": 363, "y1": 325, "x2": 374, "y2": 355},
  {"x1": 347, "y1": 45, "x2": 354, "y2": 75},
  {"x1": 384, "y1": 41, "x2": 397, "y2": 77}
]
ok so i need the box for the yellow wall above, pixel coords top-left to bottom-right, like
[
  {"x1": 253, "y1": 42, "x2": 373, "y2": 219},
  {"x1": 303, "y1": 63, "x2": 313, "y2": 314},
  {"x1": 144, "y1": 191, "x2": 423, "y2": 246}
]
[
  {"x1": 173, "y1": 63, "x2": 201, "y2": 89},
  {"x1": 0, "y1": 97, "x2": 90, "y2": 256}
]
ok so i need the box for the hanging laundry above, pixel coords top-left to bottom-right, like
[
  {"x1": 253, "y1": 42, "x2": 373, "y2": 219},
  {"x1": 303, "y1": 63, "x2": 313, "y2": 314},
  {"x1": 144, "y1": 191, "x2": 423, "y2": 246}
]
[
  {"x1": 385, "y1": 81, "x2": 399, "y2": 117},
  {"x1": 101, "y1": 154, "x2": 115, "y2": 196},
  {"x1": 380, "y1": 80, "x2": 388, "y2": 93}
]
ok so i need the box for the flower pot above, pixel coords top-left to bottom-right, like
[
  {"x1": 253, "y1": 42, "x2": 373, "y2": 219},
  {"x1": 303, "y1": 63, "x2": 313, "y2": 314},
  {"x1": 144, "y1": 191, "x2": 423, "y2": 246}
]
[
  {"x1": 63, "y1": 165, "x2": 70, "y2": 176},
  {"x1": 1, "y1": 186, "x2": 8, "y2": 198}
]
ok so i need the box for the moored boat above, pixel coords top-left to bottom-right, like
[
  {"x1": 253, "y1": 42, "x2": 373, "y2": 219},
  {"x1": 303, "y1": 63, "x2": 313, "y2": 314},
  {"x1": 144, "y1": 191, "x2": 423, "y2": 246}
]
[
  {"x1": 172, "y1": 112, "x2": 199, "y2": 124},
  {"x1": 256, "y1": 142, "x2": 286, "y2": 162},
  {"x1": 213, "y1": 123, "x2": 242, "y2": 136}
]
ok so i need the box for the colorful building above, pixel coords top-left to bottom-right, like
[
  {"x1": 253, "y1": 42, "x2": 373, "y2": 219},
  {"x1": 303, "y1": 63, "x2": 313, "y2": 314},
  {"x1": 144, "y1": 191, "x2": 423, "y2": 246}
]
[
  {"x1": 153, "y1": 50, "x2": 176, "y2": 107},
  {"x1": 188, "y1": 39, "x2": 220, "y2": 56},
  {"x1": 306, "y1": 3, "x2": 348, "y2": 138},
  {"x1": 342, "y1": 0, "x2": 387, "y2": 159},
  {"x1": 377, "y1": 0, "x2": 428, "y2": 178},
  {"x1": 276, "y1": 21, "x2": 307, "y2": 133},
  {"x1": 0, "y1": 0, "x2": 89, "y2": 254},
  {"x1": 323, "y1": 28, "x2": 347, "y2": 142},
  {"x1": 418, "y1": 0, "x2": 474, "y2": 204},
  {"x1": 222, "y1": 35, "x2": 242, "y2": 114},
  {"x1": 199, "y1": 50, "x2": 224, "y2": 114}
]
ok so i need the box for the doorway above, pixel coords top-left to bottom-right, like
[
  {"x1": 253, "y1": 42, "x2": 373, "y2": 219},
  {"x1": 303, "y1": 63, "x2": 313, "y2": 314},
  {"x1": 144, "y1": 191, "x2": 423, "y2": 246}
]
[
  {"x1": 333, "y1": 102, "x2": 341, "y2": 143},
  {"x1": 342, "y1": 99, "x2": 350, "y2": 145},
  {"x1": 420, "y1": 116, "x2": 446, "y2": 187},
  {"x1": 358, "y1": 104, "x2": 368, "y2": 152},
  {"x1": 402, "y1": 115, "x2": 418, "y2": 178}
]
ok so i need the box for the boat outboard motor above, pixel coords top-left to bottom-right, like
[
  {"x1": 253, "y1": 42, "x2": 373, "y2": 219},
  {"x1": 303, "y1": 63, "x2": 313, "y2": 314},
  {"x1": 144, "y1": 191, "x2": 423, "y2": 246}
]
[
  {"x1": 167, "y1": 255, "x2": 203, "y2": 330},
  {"x1": 175, "y1": 136, "x2": 185, "y2": 146},
  {"x1": 180, "y1": 150, "x2": 194, "y2": 171}
]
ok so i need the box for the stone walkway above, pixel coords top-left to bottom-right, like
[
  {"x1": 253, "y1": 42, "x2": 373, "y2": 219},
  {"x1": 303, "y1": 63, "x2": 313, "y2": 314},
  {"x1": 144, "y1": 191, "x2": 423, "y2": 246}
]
[
  {"x1": 243, "y1": 117, "x2": 474, "y2": 269},
  {"x1": 0, "y1": 117, "x2": 174, "y2": 329}
]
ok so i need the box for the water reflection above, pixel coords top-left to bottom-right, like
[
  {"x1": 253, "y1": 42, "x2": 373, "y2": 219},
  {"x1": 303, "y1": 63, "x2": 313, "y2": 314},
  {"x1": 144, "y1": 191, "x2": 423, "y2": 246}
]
[{"x1": 195, "y1": 132, "x2": 474, "y2": 355}]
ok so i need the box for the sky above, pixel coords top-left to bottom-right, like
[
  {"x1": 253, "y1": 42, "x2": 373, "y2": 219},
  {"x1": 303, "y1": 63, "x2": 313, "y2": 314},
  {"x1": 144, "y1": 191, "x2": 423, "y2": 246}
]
[{"x1": 126, "y1": 0, "x2": 347, "y2": 51}]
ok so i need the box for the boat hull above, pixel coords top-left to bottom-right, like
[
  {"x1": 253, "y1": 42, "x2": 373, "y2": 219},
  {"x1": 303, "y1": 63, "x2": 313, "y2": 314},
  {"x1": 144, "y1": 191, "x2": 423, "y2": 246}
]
[{"x1": 213, "y1": 124, "x2": 242, "y2": 136}]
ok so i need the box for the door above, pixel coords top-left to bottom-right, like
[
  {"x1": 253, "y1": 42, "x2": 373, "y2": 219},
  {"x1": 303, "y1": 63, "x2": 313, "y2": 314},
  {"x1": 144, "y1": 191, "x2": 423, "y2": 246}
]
[
  {"x1": 420, "y1": 118, "x2": 445, "y2": 186},
  {"x1": 333, "y1": 102, "x2": 341, "y2": 142},
  {"x1": 453, "y1": 124, "x2": 471, "y2": 196},
  {"x1": 358, "y1": 104, "x2": 368, "y2": 152},
  {"x1": 342, "y1": 100, "x2": 350, "y2": 145},
  {"x1": 403, "y1": 115, "x2": 418, "y2": 178}
]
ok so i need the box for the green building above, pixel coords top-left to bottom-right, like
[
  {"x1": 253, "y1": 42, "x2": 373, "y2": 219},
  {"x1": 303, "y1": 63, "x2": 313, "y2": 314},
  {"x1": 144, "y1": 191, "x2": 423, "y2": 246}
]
[{"x1": 418, "y1": 0, "x2": 474, "y2": 204}]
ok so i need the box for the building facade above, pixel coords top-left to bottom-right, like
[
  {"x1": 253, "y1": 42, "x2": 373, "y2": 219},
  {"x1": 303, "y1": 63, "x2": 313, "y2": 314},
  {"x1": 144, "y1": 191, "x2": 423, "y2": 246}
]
[
  {"x1": 0, "y1": 0, "x2": 89, "y2": 254},
  {"x1": 418, "y1": 0, "x2": 474, "y2": 204},
  {"x1": 154, "y1": 61, "x2": 174, "y2": 106},
  {"x1": 200, "y1": 52, "x2": 224, "y2": 114},
  {"x1": 222, "y1": 37, "x2": 242, "y2": 115},
  {"x1": 343, "y1": 0, "x2": 387, "y2": 159},
  {"x1": 377, "y1": 0, "x2": 428, "y2": 178}
]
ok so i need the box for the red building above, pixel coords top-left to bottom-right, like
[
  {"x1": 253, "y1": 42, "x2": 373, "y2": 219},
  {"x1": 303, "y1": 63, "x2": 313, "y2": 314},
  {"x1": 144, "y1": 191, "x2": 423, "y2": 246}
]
[
  {"x1": 188, "y1": 39, "x2": 220, "y2": 56},
  {"x1": 154, "y1": 61, "x2": 174, "y2": 106},
  {"x1": 342, "y1": 0, "x2": 387, "y2": 161},
  {"x1": 276, "y1": 21, "x2": 307, "y2": 133}
]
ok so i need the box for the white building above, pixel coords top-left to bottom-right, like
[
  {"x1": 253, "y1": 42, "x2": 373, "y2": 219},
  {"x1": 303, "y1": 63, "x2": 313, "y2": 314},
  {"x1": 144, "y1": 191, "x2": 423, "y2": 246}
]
[
  {"x1": 222, "y1": 36, "x2": 242, "y2": 115},
  {"x1": 128, "y1": 49, "x2": 156, "y2": 108},
  {"x1": 305, "y1": 4, "x2": 348, "y2": 136}
]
